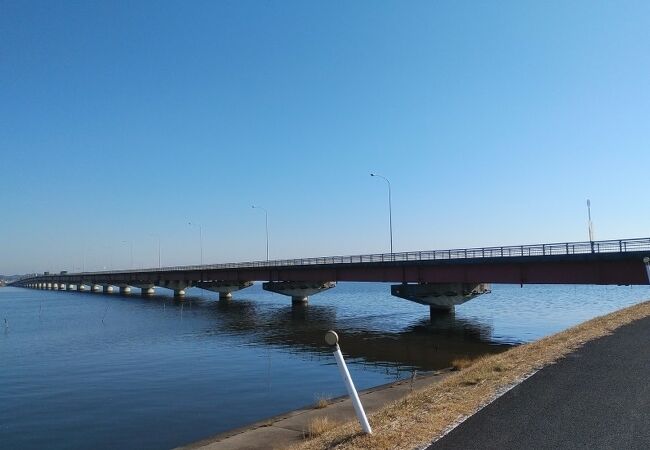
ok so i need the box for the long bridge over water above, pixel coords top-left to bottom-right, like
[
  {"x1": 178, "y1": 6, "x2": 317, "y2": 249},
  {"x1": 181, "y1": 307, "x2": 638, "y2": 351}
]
[{"x1": 11, "y1": 237, "x2": 650, "y2": 315}]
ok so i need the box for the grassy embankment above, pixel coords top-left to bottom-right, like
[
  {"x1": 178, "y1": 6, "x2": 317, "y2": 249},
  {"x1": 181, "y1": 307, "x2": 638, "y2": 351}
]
[{"x1": 293, "y1": 300, "x2": 650, "y2": 450}]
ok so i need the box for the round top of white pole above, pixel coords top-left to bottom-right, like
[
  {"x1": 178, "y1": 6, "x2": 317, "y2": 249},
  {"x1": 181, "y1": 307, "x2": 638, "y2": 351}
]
[{"x1": 324, "y1": 330, "x2": 339, "y2": 346}]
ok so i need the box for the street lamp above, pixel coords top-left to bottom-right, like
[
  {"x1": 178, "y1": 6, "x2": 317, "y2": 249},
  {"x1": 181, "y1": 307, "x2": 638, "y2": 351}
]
[
  {"x1": 370, "y1": 173, "x2": 393, "y2": 255},
  {"x1": 587, "y1": 199, "x2": 595, "y2": 253},
  {"x1": 103, "y1": 244, "x2": 113, "y2": 270},
  {"x1": 252, "y1": 205, "x2": 269, "y2": 261},
  {"x1": 586, "y1": 199, "x2": 594, "y2": 242},
  {"x1": 188, "y1": 222, "x2": 203, "y2": 265},
  {"x1": 149, "y1": 234, "x2": 161, "y2": 269},
  {"x1": 121, "y1": 240, "x2": 134, "y2": 269},
  {"x1": 82, "y1": 241, "x2": 86, "y2": 272}
]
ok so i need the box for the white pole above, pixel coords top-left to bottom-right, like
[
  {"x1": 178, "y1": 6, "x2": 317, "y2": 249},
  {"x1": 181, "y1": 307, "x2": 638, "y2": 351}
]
[
  {"x1": 370, "y1": 173, "x2": 393, "y2": 256},
  {"x1": 325, "y1": 331, "x2": 372, "y2": 434},
  {"x1": 644, "y1": 257, "x2": 650, "y2": 283},
  {"x1": 586, "y1": 199, "x2": 595, "y2": 253}
]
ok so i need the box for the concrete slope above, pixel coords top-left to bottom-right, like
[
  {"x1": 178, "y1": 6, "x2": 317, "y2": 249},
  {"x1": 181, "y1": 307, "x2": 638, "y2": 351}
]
[{"x1": 429, "y1": 315, "x2": 650, "y2": 450}]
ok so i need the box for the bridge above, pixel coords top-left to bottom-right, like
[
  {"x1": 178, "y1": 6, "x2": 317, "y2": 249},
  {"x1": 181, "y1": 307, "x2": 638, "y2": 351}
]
[{"x1": 10, "y1": 237, "x2": 650, "y2": 315}]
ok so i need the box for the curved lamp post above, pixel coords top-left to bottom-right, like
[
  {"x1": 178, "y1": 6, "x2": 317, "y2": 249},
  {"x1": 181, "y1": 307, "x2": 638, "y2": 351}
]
[
  {"x1": 188, "y1": 222, "x2": 203, "y2": 265},
  {"x1": 252, "y1": 205, "x2": 269, "y2": 262},
  {"x1": 370, "y1": 173, "x2": 393, "y2": 255},
  {"x1": 149, "y1": 234, "x2": 161, "y2": 268},
  {"x1": 121, "y1": 240, "x2": 134, "y2": 269},
  {"x1": 587, "y1": 199, "x2": 594, "y2": 253}
]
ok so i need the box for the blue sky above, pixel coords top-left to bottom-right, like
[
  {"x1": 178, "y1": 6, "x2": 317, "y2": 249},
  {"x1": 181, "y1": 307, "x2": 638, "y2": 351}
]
[{"x1": 1, "y1": 1, "x2": 649, "y2": 274}]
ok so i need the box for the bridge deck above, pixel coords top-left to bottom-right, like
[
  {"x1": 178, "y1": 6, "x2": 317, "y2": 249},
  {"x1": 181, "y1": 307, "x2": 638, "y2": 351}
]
[{"x1": 12, "y1": 238, "x2": 650, "y2": 287}]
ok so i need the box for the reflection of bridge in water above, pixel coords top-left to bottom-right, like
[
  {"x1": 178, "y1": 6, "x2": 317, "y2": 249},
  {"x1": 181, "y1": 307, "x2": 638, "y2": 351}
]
[{"x1": 192, "y1": 297, "x2": 511, "y2": 371}]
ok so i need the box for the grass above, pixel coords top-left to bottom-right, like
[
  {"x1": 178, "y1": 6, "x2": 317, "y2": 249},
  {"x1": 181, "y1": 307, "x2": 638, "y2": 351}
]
[
  {"x1": 314, "y1": 395, "x2": 331, "y2": 409},
  {"x1": 305, "y1": 416, "x2": 339, "y2": 438},
  {"x1": 450, "y1": 357, "x2": 478, "y2": 371},
  {"x1": 292, "y1": 300, "x2": 650, "y2": 450}
]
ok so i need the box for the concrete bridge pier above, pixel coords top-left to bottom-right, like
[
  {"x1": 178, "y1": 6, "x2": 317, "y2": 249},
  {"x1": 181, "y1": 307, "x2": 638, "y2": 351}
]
[
  {"x1": 52, "y1": 283, "x2": 58, "y2": 290},
  {"x1": 391, "y1": 282, "x2": 491, "y2": 316},
  {"x1": 119, "y1": 285, "x2": 132, "y2": 295},
  {"x1": 160, "y1": 281, "x2": 192, "y2": 298},
  {"x1": 195, "y1": 281, "x2": 253, "y2": 300},
  {"x1": 91, "y1": 284, "x2": 101, "y2": 293},
  {"x1": 102, "y1": 285, "x2": 114, "y2": 294},
  {"x1": 60, "y1": 283, "x2": 68, "y2": 291},
  {"x1": 77, "y1": 283, "x2": 87, "y2": 292},
  {"x1": 135, "y1": 284, "x2": 155, "y2": 296},
  {"x1": 263, "y1": 281, "x2": 336, "y2": 303}
]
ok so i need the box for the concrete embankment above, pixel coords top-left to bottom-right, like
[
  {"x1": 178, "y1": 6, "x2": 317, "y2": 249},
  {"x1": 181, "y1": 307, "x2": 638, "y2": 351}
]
[
  {"x1": 293, "y1": 300, "x2": 650, "y2": 450},
  {"x1": 177, "y1": 370, "x2": 452, "y2": 450}
]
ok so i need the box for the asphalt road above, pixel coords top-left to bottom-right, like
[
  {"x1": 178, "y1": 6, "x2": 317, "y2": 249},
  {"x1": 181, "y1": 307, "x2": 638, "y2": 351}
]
[{"x1": 429, "y1": 315, "x2": 650, "y2": 450}]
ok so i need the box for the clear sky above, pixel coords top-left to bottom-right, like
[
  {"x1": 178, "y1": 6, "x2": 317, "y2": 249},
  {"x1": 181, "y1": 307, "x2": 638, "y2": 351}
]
[{"x1": 1, "y1": 1, "x2": 649, "y2": 274}]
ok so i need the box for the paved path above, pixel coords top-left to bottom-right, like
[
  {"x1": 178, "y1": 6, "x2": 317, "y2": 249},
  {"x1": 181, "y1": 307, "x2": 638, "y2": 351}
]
[{"x1": 429, "y1": 315, "x2": 650, "y2": 450}]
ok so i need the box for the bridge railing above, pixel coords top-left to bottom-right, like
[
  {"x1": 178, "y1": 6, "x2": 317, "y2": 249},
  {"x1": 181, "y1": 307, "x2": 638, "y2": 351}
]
[{"x1": 56, "y1": 237, "x2": 650, "y2": 276}]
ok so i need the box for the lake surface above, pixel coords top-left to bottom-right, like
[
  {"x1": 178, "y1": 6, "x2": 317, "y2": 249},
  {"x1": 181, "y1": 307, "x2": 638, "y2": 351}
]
[{"x1": 1, "y1": 283, "x2": 649, "y2": 449}]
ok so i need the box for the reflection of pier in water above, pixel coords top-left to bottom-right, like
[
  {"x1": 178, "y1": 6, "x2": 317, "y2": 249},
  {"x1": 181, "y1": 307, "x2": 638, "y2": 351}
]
[{"x1": 187, "y1": 296, "x2": 513, "y2": 371}]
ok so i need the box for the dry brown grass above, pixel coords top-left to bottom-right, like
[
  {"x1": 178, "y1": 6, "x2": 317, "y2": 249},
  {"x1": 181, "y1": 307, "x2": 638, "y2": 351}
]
[
  {"x1": 305, "y1": 416, "x2": 339, "y2": 438},
  {"x1": 450, "y1": 357, "x2": 478, "y2": 371},
  {"x1": 292, "y1": 300, "x2": 650, "y2": 450},
  {"x1": 314, "y1": 394, "x2": 330, "y2": 409}
]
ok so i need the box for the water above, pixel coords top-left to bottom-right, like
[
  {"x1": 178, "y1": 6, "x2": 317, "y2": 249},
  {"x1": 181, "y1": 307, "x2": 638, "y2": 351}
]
[{"x1": 1, "y1": 283, "x2": 648, "y2": 449}]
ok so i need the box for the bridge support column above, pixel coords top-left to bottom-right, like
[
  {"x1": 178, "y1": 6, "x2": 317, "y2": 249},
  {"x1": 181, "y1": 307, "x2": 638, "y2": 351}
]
[
  {"x1": 160, "y1": 281, "x2": 192, "y2": 299},
  {"x1": 391, "y1": 283, "x2": 491, "y2": 314},
  {"x1": 119, "y1": 285, "x2": 132, "y2": 295},
  {"x1": 135, "y1": 284, "x2": 155, "y2": 296},
  {"x1": 644, "y1": 257, "x2": 650, "y2": 283},
  {"x1": 262, "y1": 281, "x2": 336, "y2": 303},
  {"x1": 52, "y1": 283, "x2": 59, "y2": 290},
  {"x1": 77, "y1": 284, "x2": 87, "y2": 292},
  {"x1": 60, "y1": 283, "x2": 68, "y2": 291},
  {"x1": 195, "y1": 281, "x2": 253, "y2": 300},
  {"x1": 91, "y1": 284, "x2": 101, "y2": 292},
  {"x1": 102, "y1": 285, "x2": 114, "y2": 293}
]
